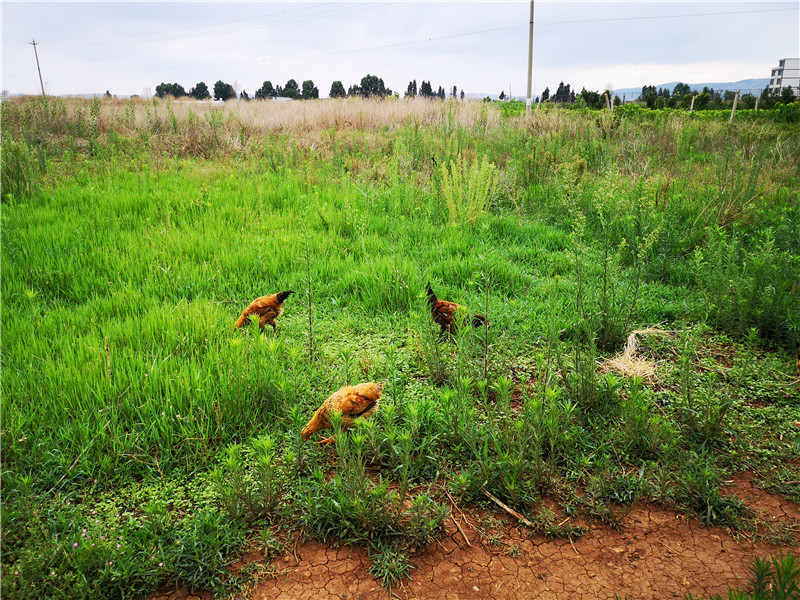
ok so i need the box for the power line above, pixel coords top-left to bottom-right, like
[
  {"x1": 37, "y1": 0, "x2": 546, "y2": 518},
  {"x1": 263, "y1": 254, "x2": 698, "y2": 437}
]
[
  {"x1": 44, "y1": 24, "x2": 524, "y2": 73},
  {"x1": 537, "y1": 6, "x2": 798, "y2": 27},
  {"x1": 42, "y1": 3, "x2": 387, "y2": 46}
]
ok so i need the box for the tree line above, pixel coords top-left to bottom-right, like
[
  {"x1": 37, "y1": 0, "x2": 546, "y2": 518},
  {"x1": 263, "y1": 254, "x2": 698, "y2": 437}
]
[
  {"x1": 155, "y1": 74, "x2": 464, "y2": 101},
  {"x1": 155, "y1": 75, "x2": 796, "y2": 109},
  {"x1": 535, "y1": 81, "x2": 797, "y2": 111}
]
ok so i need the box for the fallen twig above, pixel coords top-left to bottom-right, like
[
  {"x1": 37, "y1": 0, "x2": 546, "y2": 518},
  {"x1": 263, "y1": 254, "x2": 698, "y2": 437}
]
[
  {"x1": 569, "y1": 536, "x2": 580, "y2": 557},
  {"x1": 482, "y1": 489, "x2": 535, "y2": 529},
  {"x1": 452, "y1": 516, "x2": 472, "y2": 547},
  {"x1": 444, "y1": 490, "x2": 472, "y2": 547}
]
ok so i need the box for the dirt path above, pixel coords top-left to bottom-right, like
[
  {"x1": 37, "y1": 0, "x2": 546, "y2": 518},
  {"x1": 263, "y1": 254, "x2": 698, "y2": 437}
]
[{"x1": 154, "y1": 475, "x2": 798, "y2": 600}]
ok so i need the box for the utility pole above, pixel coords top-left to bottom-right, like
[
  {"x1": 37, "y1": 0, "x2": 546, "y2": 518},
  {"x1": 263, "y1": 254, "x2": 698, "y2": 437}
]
[
  {"x1": 30, "y1": 39, "x2": 46, "y2": 96},
  {"x1": 525, "y1": 0, "x2": 534, "y2": 117}
]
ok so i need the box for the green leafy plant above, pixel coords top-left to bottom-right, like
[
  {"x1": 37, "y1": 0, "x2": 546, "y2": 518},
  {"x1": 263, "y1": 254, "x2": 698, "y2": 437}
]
[
  {"x1": 368, "y1": 540, "x2": 415, "y2": 590},
  {"x1": 438, "y1": 154, "x2": 497, "y2": 228}
]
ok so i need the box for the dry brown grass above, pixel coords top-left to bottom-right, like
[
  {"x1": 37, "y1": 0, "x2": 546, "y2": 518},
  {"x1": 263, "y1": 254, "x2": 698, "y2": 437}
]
[{"x1": 98, "y1": 95, "x2": 502, "y2": 134}]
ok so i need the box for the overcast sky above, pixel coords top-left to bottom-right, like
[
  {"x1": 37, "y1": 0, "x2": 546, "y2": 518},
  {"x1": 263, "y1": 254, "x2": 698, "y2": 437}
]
[{"x1": 2, "y1": 0, "x2": 798, "y2": 98}]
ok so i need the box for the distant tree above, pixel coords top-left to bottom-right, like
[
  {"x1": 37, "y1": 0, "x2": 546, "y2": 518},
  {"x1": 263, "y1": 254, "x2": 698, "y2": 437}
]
[
  {"x1": 723, "y1": 90, "x2": 736, "y2": 102},
  {"x1": 681, "y1": 93, "x2": 694, "y2": 109},
  {"x1": 739, "y1": 93, "x2": 756, "y2": 109},
  {"x1": 355, "y1": 74, "x2": 391, "y2": 98},
  {"x1": 437, "y1": 86, "x2": 445, "y2": 100},
  {"x1": 104, "y1": 90, "x2": 112, "y2": 98},
  {"x1": 347, "y1": 84, "x2": 360, "y2": 97},
  {"x1": 781, "y1": 86, "x2": 797, "y2": 104},
  {"x1": 282, "y1": 79, "x2": 299, "y2": 99},
  {"x1": 451, "y1": 86, "x2": 457, "y2": 99},
  {"x1": 240, "y1": 90, "x2": 250, "y2": 100},
  {"x1": 419, "y1": 81, "x2": 433, "y2": 98},
  {"x1": 255, "y1": 81, "x2": 276, "y2": 99},
  {"x1": 694, "y1": 90, "x2": 711, "y2": 110},
  {"x1": 499, "y1": 90, "x2": 505, "y2": 101},
  {"x1": 329, "y1": 80, "x2": 346, "y2": 98},
  {"x1": 301, "y1": 80, "x2": 319, "y2": 99},
  {"x1": 673, "y1": 82, "x2": 691, "y2": 97},
  {"x1": 758, "y1": 87, "x2": 776, "y2": 109},
  {"x1": 213, "y1": 80, "x2": 236, "y2": 101},
  {"x1": 155, "y1": 82, "x2": 187, "y2": 98},
  {"x1": 405, "y1": 80, "x2": 417, "y2": 98},
  {"x1": 577, "y1": 87, "x2": 603, "y2": 109},
  {"x1": 553, "y1": 82, "x2": 571, "y2": 103},
  {"x1": 190, "y1": 81, "x2": 211, "y2": 100},
  {"x1": 541, "y1": 87, "x2": 550, "y2": 102},
  {"x1": 640, "y1": 85, "x2": 657, "y2": 108},
  {"x1": 460, "y1": 89, "x2": 465, "y2": 101}
]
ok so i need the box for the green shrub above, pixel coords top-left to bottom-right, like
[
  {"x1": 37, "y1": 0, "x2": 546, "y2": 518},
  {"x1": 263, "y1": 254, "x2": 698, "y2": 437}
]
[{"x1": 693, "y1": 227, "x2": 800, "y2": 349}]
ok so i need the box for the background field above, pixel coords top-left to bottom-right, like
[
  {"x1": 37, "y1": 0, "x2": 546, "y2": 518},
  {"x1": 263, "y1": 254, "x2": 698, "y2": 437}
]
[{"x1": 1, "y1": 95, "x2": 799, "y2": 599}]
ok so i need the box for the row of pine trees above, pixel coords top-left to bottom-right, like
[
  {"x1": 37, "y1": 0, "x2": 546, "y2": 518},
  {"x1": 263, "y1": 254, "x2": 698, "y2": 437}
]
[{"x1": 155, "y1": 74, "x2": 465, "y2": 101}]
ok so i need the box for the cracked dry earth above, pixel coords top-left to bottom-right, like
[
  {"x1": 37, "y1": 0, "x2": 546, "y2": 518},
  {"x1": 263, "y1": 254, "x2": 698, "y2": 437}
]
[{"x1": 155, "y1": 475, "x2": 799, "y2": 600}]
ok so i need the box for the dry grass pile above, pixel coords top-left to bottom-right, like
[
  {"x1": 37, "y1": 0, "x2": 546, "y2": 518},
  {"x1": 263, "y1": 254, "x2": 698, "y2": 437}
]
[{"x1": 600, "y1": 328, "x2": 677, "y2": 383}]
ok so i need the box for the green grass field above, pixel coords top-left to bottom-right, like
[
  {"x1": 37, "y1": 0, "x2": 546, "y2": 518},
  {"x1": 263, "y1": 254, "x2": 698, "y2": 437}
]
[{"x1": 2, "y1": 95, "x2": 799, "y2": 599}]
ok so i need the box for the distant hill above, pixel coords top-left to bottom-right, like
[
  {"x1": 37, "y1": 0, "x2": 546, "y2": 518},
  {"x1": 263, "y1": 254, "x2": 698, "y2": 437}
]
[
  {"x1": 609, "y1": 78, "x2": 770, "y2": 100},
  {"x1": 468, "y1": 78, "x2": 770, "y2": 102}
]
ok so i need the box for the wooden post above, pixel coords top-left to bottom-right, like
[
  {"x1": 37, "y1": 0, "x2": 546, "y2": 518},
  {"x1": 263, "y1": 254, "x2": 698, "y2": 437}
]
[
  {"x1": 755, "y1": 95, "x2": 760, "y2": 111},
  {"x1": 689, "y1": 94, "x2": 696, "y2": 112},
  {"x1": 605, "y1": 91, "x2": 612, "y2": 111},
  {"x1": 729, "y1": 89, "x2": 740, "y2": 123}
]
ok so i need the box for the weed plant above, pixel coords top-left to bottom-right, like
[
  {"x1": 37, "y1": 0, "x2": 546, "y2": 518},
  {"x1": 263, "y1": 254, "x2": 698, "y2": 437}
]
[{"x1": 684, "y1": 550, "x2": 800, "y2": 600}]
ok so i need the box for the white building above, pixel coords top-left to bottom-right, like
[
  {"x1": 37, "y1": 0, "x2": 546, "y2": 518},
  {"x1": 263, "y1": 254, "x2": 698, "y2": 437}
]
[{"x1": 768, "y1": 58, "x2": 800, "y2": 94}]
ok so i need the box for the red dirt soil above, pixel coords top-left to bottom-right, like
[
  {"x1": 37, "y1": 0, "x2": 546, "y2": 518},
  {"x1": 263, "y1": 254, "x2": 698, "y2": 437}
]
[{"x1": 152, "y1": 474, "x2": 799, "y2": 600}]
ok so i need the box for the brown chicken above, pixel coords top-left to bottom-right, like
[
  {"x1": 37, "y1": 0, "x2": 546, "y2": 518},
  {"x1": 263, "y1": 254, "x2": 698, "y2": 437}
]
[
  {"x1": 426, "y1": 283, "x2": 487, "y2": 335},
  {"x1": 234, "y1": 290, "x2": 294, "y2": 332},
  {"x1": 301, "y1": 382, "x2": 383, "y2": 444}
]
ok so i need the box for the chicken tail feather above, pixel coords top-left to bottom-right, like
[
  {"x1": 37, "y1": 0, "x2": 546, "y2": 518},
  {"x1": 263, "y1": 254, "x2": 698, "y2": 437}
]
[
  {"x1": 472, "y1": 314, "x2": 488, "y2": 328},
  {"x1": 426, "y1": 282, "x2": 438, "y2": 308}
]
